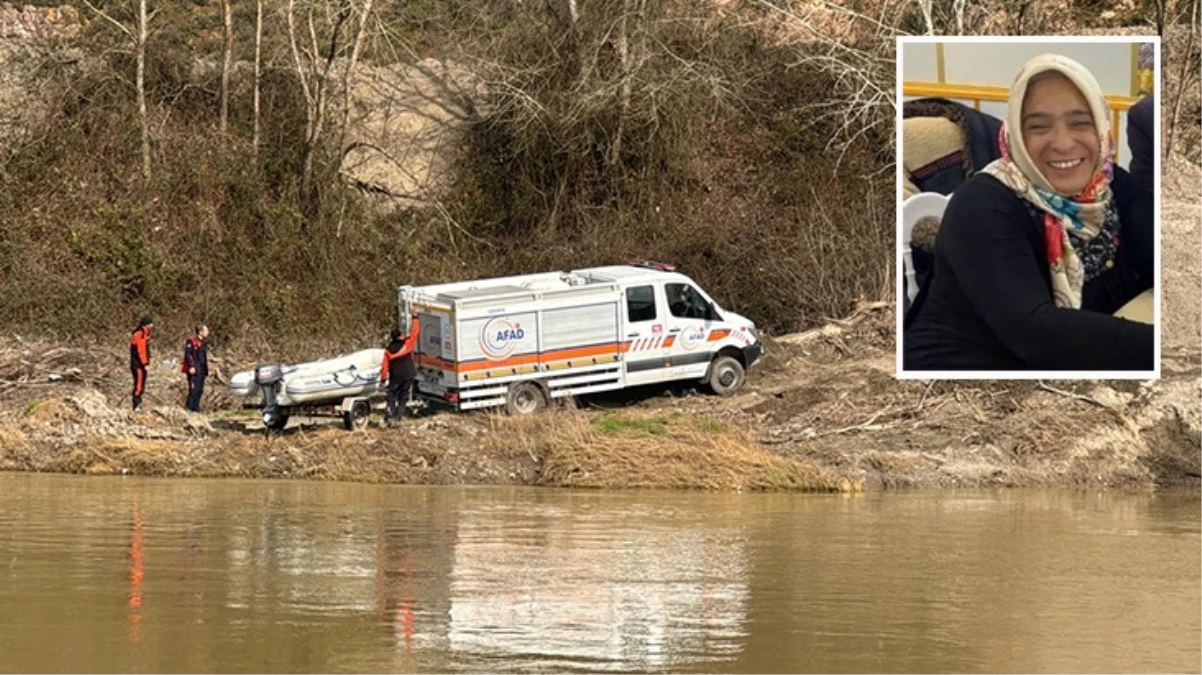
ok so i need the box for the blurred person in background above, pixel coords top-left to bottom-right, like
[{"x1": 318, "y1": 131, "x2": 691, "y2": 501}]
[{"x1": 1127, "y1": 94, "x2": 1154, "y2": 194}]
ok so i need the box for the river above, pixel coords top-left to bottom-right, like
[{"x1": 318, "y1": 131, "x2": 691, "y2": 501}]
[{"x1": 0, "y1": 474, "x2": 1197, "y2": 673}]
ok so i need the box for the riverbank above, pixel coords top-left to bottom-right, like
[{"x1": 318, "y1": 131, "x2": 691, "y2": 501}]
[{"x1": 2, "y1": 300, "x2": 1197, "y2": 491}]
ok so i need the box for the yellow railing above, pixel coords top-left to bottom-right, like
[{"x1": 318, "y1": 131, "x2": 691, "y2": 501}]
[{"x1": 903, "y1": 80, "x2": 1138, "y2": 162}]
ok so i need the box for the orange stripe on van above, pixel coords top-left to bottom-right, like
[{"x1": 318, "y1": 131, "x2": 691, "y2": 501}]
[
  {"x1": 416, "y1": 354, "x2": 458, "y2": 370},
  {"x1": 707, "y1": 330, "x2": 731, "y2": 342},
  {"x1": 419, "y1": 342, "x2": 628, "y2": 375},
  {"x1": 461, "y1": 352, "x2": 541, "y2": 372}
]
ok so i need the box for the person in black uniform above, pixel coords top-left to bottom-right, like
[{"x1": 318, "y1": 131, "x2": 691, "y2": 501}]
[
  {"x1": 183, "y1": 325, "x2": 209, "y2": 412},
  {"x1": 129, "y1": 316, "x2": 153, "y2": 410},
  {"x1": 904, "y1": 54, "x2": 1153, "y2": 372},
  {"x1": 380, "y1": 314, "x2": 421, "y2": 427},
  {"x1": 1126, "y1": 94, "x2": 1154, "y2": 194}
]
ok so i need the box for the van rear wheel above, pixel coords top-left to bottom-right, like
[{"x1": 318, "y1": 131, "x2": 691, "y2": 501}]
[
  {"x1": 707, "y1": 355, "x2": 745, "y2": 396},
  {"x1": 506, "y1": 382, "x2": 546, "y2": 416}
]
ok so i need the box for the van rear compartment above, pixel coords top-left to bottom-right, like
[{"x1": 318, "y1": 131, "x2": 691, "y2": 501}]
[{"x1": 401, "y1": 275, "x2": 626, "y2": 410}]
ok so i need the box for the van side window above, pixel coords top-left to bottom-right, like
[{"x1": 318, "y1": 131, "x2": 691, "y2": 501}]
[
  {"x1": 626, "y1": 285, "x2": 657, "y2": 322},
  {"x1": 666, "y1": 283, "x2": 709, "y2": 319}
]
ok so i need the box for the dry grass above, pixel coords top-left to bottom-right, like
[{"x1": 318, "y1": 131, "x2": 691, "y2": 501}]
[
  {"x1": 0, "y1": 426, "x2": 30, "y2": 452},
  {"x1": 483, "y1": 408, "x2": 853, "y2": 491}
]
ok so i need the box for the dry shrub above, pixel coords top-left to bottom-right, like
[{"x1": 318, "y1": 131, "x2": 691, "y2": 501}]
[
  {"x1": 484, "y1": 408, "x2": 850, "y2": 491},
  {"x1": 20, "y1": 398, "x2": 71, "y2": 427}
]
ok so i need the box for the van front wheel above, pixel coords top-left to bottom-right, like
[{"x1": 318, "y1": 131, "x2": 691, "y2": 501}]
[
  {"x1": 506, "y1": 382, "x2": 547, "y2": 416},
  {"x1": 707, "y1": 356, "x2": 745, "y2": 396}
]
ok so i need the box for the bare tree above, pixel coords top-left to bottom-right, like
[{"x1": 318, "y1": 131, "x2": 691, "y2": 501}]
[
  {"x1": 253, "y1": 0, "x2": 263, "y2": 160},
  {"x1": 610, "y1": 0, "x2": 643, "y2": 166},
  {"x1": 952, "y1": 0, "x2": 967, "y2": 33},
  {"x1": 754, "y1": 0, "x2": 902, "y2": 170},
  {"x1": 1008, "y1": 0, "x2": 1035, "y2": 35},
  {"x1": 286, "y1": 0, "x2": 350, "y2": 203},
  {"x1": 81, "y1": 0, "x2": 154, "y2": 181},
  {"x1": 338, "y1": 0, "x2": 375, "y2": 151},
  {"x1": 220, "y1": 0, "x2": 233, "y2": 135},
  {"x1": 1153, "y1": 0, "x2": 1168, "y2": 33},
  {"x1": 1164, "y1": 0, "x2": 1200, "y2": 157},
  {"x1": 569, "y1": 0, "x2": 583, "y2": 78},
  {"x1": 915, "y1": 0, "x2": 981, "y2": 34},
  {"x1": 914, "y1": 0, "x2": 936, "y2": 35},
  {"x1": 1149, "y1": 0, "x2": 1196, "y2": 35},
  {"x1": 137, "y1": 0, "x2": 149, "y2": 180}
]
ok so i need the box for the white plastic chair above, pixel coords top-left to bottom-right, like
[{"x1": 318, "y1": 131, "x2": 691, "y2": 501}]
[{"x1": 901, "y1": 192, "x2": 950, "y2": 305}]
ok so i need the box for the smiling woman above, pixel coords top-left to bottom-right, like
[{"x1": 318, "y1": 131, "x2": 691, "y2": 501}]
[
  {"x1": 1021, "y1": 73, "x2": 1101, "y2": 195},
  {"x1": 903, "y1": 52, "x2": 1155, "y2": 374}
]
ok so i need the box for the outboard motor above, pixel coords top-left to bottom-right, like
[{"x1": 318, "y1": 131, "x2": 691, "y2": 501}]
[{"x1": 255, "y1": 364, "x2": 286, "y2": 430}]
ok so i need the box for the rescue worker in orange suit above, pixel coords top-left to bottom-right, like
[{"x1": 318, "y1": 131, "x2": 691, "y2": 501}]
[
  {"x1": 183, "y1": 324, "x2": 210, "y2": 412},
  {"x1": 380, "y1": 314, "x2": 420, "y2": 428},
  {"x1": 129, "y1": 316, "x2": 153, "y2": 410}
]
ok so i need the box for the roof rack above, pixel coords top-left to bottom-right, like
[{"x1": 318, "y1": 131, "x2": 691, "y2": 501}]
[{"x1": 627, "y1": 259, "x2": 677, "y2": 272}]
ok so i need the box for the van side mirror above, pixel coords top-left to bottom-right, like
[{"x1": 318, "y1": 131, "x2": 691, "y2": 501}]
[{"x1": 707, "y1": 302, "x2": 722, "y2": 322}]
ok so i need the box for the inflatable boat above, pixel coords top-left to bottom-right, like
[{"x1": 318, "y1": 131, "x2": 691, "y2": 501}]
[{"x1": 229, "y1": 348, "x2": 385, "y2": 409}]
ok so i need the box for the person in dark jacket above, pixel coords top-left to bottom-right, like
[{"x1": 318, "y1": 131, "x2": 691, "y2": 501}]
[
  {"x1": 1126, "y1": 94, "x2": 1154, "y2": 194},
  {"x1": 380, "y1": 315, "x2": 420, "y2": 427},
  {"x1": 129, "y1": 316, "x2": 153, "y2": 410},
  {"x1": 904, "y1": 54, "x2": 1153, "y2": 372},
  {"x1": 183, "y1": 324, "x2": 210, "y2": 412}
]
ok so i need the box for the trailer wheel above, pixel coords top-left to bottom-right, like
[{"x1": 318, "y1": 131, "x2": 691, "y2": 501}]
[
  {"x1": 505, "y1": 382, "x2": 546, "y2": 416},
  {"x1": 342, "y1": 400, "x2": 371, "y2": 430},
  {"x1": 707, "y1": 355, "x2": 745, "y2": 396},
  {"x1": 264, "y1": 408, "x2": 290, "y2": 431}
]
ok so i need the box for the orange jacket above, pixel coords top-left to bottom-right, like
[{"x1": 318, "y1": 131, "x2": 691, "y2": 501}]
[
  {"x1": 129, "y1": 326, "x2": 151, "y2": 367},
  {"x1": 381, "y1": 318, "x2": 420, "y2": 382}
]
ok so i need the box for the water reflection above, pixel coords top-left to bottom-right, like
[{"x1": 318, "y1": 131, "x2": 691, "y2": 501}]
[
  {"x1": 444, "y1": 500, "x2": 749, "y2": 672},
  {"x1": 0, "y1": 475, "x2": 1196, "y2": 674},
  {"x1": 127, "y1": 499, "x2": 144, "y2": 645}
]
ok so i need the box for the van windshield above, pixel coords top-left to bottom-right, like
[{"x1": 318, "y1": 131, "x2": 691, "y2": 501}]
[{"x1": 666, "y1": 283, "x2": 714, "y2": 320}]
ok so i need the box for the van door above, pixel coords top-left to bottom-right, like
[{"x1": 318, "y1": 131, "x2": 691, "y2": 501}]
[
  {"x1": 414, "y1": 308, "x2": 455, "y2": 395},
  {"x1": 621, "y1": 284, "x2": 668, "y2": 386},
  {"x1": 661, "y1": 281, "x2": 721, "y2": 382}
]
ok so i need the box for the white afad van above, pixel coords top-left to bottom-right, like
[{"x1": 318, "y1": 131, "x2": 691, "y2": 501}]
[{"x1": 398, "y1": 261, "x2": 763, "y2": 414}]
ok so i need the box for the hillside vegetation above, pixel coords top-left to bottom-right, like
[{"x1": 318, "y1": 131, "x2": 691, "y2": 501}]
[{"x1": 0, "y1": 0, "x2": 1196, "y2": 362}]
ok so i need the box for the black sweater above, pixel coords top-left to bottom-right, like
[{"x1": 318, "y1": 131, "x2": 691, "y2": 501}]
[{"x1": 904, "y1": 168, "x2": 1154, "y2": 371}]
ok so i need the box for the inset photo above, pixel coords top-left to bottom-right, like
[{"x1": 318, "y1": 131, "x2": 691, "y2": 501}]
[{"x1": 896, "y1": 37, "x2": 1160, "y2": 379}]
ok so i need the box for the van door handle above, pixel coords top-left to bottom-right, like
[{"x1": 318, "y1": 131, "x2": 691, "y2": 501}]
[
  {"x1": 627, "y1": 332, "x2": 640, "y2": 338},
  {"x1": 669, "y1": 329, "x2": 681, "y2": 334}
]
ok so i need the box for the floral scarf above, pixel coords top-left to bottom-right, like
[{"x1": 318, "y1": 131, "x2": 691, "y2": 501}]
[{"x1": 980, "y1": 54, "x2": 1116, "y2": 309}]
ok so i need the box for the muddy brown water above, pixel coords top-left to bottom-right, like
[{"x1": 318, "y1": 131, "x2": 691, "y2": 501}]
[{"x1": 0, "y1": 474, "x2": 1198, "y2": 674}]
